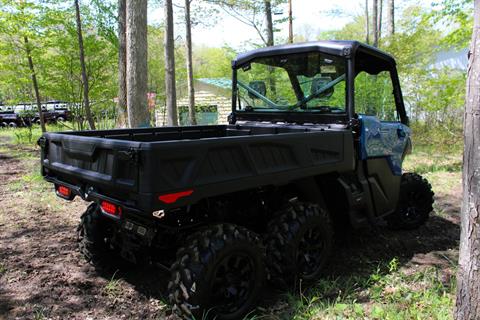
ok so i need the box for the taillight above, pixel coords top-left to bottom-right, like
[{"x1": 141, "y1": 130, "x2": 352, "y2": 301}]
[
  {"x1": 100, "y1": 200, "x2": 122, "y2": 218},
  {"x1": 158, "y1": 190, "x2": 194, "y2": 204},
  {"x1": 55, "y1": 185, "x2": 74, "y2": 200},
  {"x1": 58, "y1": 185, "x2": 70, "y2": 197}
]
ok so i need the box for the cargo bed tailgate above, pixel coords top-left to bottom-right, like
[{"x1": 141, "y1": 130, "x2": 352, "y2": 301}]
[{"x1": 40, "y1": 133, "x2": 142, "y2": 192}]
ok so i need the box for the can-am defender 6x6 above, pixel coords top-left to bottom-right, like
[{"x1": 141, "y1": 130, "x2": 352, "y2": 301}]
[{"x1": 38, "y1": 40, "x2": 434, "y2": 319}]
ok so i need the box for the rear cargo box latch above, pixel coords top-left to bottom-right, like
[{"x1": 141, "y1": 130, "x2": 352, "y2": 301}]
[
  {"x1": 37, "y1": 136, "x2": 47, "y2": 149},
  {"x1": 118, "y1": 148, "x2": 140, "y2": 164}
]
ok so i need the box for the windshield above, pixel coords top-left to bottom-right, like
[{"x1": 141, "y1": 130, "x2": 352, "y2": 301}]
[{"x1": 235, "y1": 52, "x2": 346, "y2": 113}]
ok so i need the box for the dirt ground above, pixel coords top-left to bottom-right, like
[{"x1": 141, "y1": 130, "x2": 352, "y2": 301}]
[{"x1": 0, "y1": 136, "x2": 462, "y2": 320}]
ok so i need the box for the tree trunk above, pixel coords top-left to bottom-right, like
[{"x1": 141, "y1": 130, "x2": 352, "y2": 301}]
[
  {"x1": 117, "y1": 0, "x2": 127, "y2": 127},
  {"x1": 164, "y1": 0, "x2": 178, "y2": 126},
  {"x1": 372, "y1": 0, "x2": 378, "y2": 47},
  {"x1": 126, "y1": 0, "x2": 150, "y2": 127},
  {"x1": 185, "y1": 0, "x2": 196, "y2": 125},
  {"x1": 264, "y1": 0, "x2": 274, "y2": 46},
  {"x1": 455, "y1": 1, "x2": 480, "y2": 319},
  {"x1": 264, "y1": 0, "x2": 276, "y2": 97},
  {"x1": 288, "y1": 0, "x2": 293, "y2": 43},
  {"x1": 386, "y1": 0, "x2": 394, "y2": 37},
  {"x1": 24, "y1": 36, "x2": 46, "y2": 133},
  {"x1": 378, "y1": 0, "x2": 383, "y2": 42},
  {"x1": 74, "y1": 0, "x2": 96, "y2": 130},
  {"x1": 365, "y1": 0, "x2": 370, "y2": 44}
]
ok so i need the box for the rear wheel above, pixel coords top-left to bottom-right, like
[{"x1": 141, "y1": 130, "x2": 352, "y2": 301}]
[
  {"x1": 77, "y1": 203, "x2": 115, "y2": 268},
  {"x1": 266, "y1": 201, "x2": 333, "y2": 287},
  {"x1": 8, "y1": 122, "x2": 17, "y2": 128},
  {"x1": 168, "y1": 224, "x2": 265, "y2": 320},
  {"x1": 387, "y1": 173, "x2": 434, "y2": 230}
]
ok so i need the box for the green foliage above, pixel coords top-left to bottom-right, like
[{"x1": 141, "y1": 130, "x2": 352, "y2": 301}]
[
  {"x1": 193, "y1": 46, "x2": 235, "y2": 79},
  {"x1": 148, "y1": 25, "x2": 166, "y2": 103},
  {"x1": 430, "y1": 0, "x2": 473, "y2": 49},
  {"x1": 319, "y1": 4, "x2": 468, "y2": 135},
  {"x1": 0, "y1": 0, "x2": 117, "y2": 129}
]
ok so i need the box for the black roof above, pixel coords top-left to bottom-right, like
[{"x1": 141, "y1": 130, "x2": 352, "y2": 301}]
[{"x1": 232, "y1": 40, "x2": 396, "y2": 69}]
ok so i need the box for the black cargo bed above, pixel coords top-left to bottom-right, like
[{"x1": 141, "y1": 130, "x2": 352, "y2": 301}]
[{"x1": 40, "y1": 124, "x2": 355, "y2": 214}]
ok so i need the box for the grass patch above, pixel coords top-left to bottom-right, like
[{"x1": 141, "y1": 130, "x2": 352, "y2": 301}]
[
  {"x1": 0, "y1": 123, "x2": 69, "y2": 147},
  {"x1": 0, "y1": 263, "x2": 6, "y2": 275},
  {"x1": 7, "y1": 171, "x2": 47, "y2": 193},
  {"x1": 404, "y1": 144, "x2": 462, "y2": 175},
  {"x1": 277, "y1": 262, "x2": 454, "y2": 320},
  {"x1": 5, "y1": 155, "x2": 46, "y2": 193},
  {"x1": 32, "y1": 305, "x2": 48, "y2": 320},
  {"x1": 103, "y1": 271, "x2": 122, "y2": 299}
]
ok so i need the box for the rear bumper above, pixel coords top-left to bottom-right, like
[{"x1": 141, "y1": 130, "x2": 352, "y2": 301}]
[{"x1": 45, "y1": 175, "x2": 146, "y2": 218}]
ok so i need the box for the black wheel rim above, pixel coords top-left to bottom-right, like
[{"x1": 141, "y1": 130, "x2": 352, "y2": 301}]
[
  {"x1": 296, "y1": 226, "x2": 326, "y2": 279},
  {"x1": 400, "y1": 192, "x2": 424, "y2": 225},
  {"x1": 210, "y1": 252, "x2": 255, "y2": 316}
]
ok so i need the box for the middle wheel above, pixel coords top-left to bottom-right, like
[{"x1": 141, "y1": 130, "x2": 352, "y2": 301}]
[
  {"x1": 266, "y1": 201, "x2": 334, "y2": 286},
  {"x1": 168, "y1": 224, "x2": 266, "y2": 320}
]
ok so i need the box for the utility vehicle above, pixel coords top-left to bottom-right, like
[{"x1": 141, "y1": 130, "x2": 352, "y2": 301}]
[
  {"x1": 38, "y1": 41, "x2": 434, "y2": 319},
  {"x1": 0, "y1": 110, "x2": 23, "y2": 128}
]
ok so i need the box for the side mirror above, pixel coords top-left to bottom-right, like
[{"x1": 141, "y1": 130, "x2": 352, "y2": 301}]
[
  {"x1": 311, "y1": 77, "x2": 334, "y2": 99},
  {"x1": 248, "y1": 81, "x2": 266, "y2": 99}
]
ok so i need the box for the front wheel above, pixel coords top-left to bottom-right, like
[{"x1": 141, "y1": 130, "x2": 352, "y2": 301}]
[
  {"x1": 387, "y1": 173, "x2": 435, "y2": 230},
  {"x1": 168, "y1": 224, "x2": 266, "y2": 320}
]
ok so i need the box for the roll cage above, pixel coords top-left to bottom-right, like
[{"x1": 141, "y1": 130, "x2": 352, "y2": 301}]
[{"x1": 230, "y1": 40, "x2": 409, "y2": 126}]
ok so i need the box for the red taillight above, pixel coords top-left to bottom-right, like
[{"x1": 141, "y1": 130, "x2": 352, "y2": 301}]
[
  {"x1": 100, "y1": 201, "x2": 122, "y2": 217},
  {"x1": 158, "y1": 190, "x2": 194, "y2": 204},
  {"x1": 57, "y1": 185, "x2": 71, "y2": 197},
  {"x1": 56, "y1": 185, "x2": 74, "y2": 200}
]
